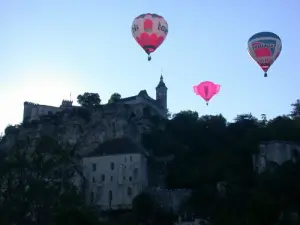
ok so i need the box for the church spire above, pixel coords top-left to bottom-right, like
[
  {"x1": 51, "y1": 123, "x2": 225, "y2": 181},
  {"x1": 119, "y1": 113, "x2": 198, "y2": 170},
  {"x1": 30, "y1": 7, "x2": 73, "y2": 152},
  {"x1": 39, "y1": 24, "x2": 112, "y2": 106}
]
[
  {"x1": 155, "y1": 72, "x2": 168, "y2": 116},
  {"x1": 156, "y1": 73, "x2": 166, "y2": 89}
]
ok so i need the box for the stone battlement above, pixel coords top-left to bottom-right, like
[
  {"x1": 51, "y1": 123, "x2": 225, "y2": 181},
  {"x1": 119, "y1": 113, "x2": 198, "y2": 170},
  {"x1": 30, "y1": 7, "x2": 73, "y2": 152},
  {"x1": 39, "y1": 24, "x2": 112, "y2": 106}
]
[
  {"x1": 61, "y1": 100, "x2": 73, "y2": 104},
  {"x1": 24, "y1": 101, "x2": 39, "y2": 106}
]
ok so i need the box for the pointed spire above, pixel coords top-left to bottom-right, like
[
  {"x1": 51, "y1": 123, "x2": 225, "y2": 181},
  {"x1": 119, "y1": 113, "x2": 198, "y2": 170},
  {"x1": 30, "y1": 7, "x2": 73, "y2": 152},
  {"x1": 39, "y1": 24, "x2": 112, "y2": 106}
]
[{"x1": 156, "y1": 73, "x2": 166, "y2": 89}]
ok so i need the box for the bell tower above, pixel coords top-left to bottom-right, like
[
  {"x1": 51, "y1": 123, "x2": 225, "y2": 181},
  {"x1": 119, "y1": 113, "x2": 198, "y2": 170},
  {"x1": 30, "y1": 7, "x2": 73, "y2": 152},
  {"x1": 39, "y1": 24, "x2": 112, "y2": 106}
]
[{"x1": 156, "y1": 74, "x2": 168, "y2": 114}]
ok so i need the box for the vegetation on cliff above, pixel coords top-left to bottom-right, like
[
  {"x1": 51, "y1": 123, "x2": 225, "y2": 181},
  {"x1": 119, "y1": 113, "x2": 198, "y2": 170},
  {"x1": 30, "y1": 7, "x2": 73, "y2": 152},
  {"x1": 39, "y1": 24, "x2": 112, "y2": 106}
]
[
  {"x1": 140, "y1": 99, "x2": 300, "y2": 225},
  {"x1": 0, "y1": 136, "x2": 100, "y2": 225},
  {"x1": 0, "y1": 96, "x2": 300, "y2": 224}
]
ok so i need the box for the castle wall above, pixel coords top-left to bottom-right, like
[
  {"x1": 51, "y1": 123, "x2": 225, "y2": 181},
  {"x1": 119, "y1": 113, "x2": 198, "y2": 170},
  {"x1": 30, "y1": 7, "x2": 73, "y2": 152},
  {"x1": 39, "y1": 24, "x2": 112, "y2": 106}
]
[
  {"x1": 23, "y1": 90, "x2": 166, "y2": 123},
  {"x1": 23, "y1": 102, "x2": 61, "y2": 121}
]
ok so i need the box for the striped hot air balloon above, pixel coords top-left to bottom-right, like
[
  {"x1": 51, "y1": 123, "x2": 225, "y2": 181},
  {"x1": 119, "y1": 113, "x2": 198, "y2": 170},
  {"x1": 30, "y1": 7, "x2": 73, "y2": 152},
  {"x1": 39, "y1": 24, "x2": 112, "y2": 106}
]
[{"x1": 248, "y1": 31, "x2": 282, "y2": 77}]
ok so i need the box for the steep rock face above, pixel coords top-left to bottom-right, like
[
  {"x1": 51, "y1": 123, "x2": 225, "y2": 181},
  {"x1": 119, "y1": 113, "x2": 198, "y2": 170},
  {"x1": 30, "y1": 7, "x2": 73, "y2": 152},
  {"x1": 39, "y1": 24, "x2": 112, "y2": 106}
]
[{"x1": 0, "y1": 103, "x2": 162, "y2": 156}]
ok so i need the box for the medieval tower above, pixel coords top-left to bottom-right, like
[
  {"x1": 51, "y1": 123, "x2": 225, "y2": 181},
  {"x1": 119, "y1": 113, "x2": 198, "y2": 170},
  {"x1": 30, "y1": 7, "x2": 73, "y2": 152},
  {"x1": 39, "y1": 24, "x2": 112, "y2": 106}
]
[{"x1": 156, "y1": 75, "x2": 168, "y2": 114}]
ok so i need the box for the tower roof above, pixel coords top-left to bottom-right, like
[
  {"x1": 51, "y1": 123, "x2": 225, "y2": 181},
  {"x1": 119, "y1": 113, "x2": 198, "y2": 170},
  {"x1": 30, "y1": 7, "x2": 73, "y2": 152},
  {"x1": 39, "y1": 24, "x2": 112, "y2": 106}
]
[{"x1": 156, "y1": 74, "x2": 167, "y2": 89}]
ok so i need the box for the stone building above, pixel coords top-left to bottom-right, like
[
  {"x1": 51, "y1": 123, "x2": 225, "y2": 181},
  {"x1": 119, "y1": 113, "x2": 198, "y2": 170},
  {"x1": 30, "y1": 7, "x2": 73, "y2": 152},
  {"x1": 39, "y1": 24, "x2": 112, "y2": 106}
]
[
  {"x1": 16, "y1": 75, "x2": 176, "y2": 210},
  {"x1": 82, "y1": 137, "x2": 149, "y2": 210},
  {"x1": 23, "y1": 75, "x2": 168, "y2": 122},
  {"x1": 252, "y1": 141, "x2": 300, "y2": 173}
]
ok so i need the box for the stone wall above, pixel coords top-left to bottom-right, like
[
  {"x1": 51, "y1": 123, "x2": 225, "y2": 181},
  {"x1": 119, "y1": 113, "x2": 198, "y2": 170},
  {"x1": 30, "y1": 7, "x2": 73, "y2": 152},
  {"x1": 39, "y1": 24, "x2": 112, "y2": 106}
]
[
  {"x1": 146, "y1": 188, "x2": 192, "y2": 213},
  {"x1": 253, "y1": 141, "x2": 300, "y2": 173}
]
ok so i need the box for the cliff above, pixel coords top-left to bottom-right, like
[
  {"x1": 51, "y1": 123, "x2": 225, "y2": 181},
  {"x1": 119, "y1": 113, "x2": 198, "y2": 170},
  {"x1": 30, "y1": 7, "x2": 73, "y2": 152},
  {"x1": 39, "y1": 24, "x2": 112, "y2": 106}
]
[{"x1": 0, "y1": 103, "x2": 162, "y2": 156}]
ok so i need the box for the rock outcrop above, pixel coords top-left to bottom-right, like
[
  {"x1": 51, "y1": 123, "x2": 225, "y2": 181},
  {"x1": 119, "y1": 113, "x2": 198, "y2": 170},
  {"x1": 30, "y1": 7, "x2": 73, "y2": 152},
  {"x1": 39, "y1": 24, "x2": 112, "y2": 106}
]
[{"x1": 0, "y1": 103, "x2": 162, "y2": 156}]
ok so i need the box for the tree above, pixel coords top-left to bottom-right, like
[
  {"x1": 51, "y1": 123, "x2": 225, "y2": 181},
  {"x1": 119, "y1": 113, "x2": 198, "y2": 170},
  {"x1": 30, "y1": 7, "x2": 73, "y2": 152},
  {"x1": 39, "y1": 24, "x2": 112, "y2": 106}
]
[
  {"x1": 108, "y1": 93, "x2": 121, "y2": 103},
  {"x1": 132, "y1": 192, "x2": 156, "y2": 223},
  {"x1": 132, "y1": 193, "x2": 175, "y2": 225},
  {"x1": 141, "y1": 100, "x2": 300, "y2": 224},
  {"x1": 77, "y1": 92, "x2": 101, "y2": 108},
  {"x1": 0, "y1": 136, "x2": 98, "y2": 225},
  {"x1": 290, "y1": 99, "x2": 300, "y2": 119}
]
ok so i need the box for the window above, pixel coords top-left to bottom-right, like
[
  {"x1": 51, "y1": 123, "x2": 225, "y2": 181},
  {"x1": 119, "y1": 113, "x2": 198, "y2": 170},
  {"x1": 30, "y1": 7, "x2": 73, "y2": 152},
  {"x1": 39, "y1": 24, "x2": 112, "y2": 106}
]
[
  {"x1": 92, "y1": 177, "x2": 96, "y2": 183},
  {"x1": 101, "y1": 174, "x2": 105, "y2": 182},
  {"x1": 91, "y1": 192, "x2": 94, "y2": 202},
  {"x1": 97, "y1": 187, "x2": 103, "y2": 200},
  {"x1": 133, "y1": 168, "x2": 138, "y2": 179},
  {"x1": 110, "y1": 176, "x2": 113, "y2": 182},
  {"x1": 92, "y1": 163, "x2": 96, "y2": 171},
  {"x1": 129, "y1": 176, "x2": 132, "y2": 182},
  {"x1": 127, "y1": 187, "x2": 132, "y2": 196},
  {"x1": 112, "y1": 122, "x2": 116, "y2": 137},
  {"x1": 108, "y1": 190, "x2": 113, "y2": 203},
  {"x1": 130, "y1": 156, "x2": 132, "y2": 161},
  {"x1": 292, "y1": 148, "x2": 299, "y2": 161},
  {"x1": 110, "y1": 162, "x2": 115, "y2": 170},
  {"x1": 124, "y1": 156, "x2": 127, "y2": 162},
  {"x1": 112, "y1": 122, "x2": 116, "y2": 131}
]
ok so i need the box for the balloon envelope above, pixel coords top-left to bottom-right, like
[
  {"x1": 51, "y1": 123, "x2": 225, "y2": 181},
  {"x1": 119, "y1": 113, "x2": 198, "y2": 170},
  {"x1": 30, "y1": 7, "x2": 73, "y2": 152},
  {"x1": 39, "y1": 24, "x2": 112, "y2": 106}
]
[
  {"x1": 193, "y1": 81, "x2": 220, "y2": 103},
  {"x1": 248, "y1": 32, "x2": 282, "y2": 75},
  {"x1": 132, "y1": 13, "x2": 168, "y2": 59}
]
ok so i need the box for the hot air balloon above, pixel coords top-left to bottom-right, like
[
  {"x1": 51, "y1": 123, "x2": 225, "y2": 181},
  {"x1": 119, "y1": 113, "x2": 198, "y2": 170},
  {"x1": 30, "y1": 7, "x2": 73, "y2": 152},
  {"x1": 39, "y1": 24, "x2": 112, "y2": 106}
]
[
  {"x1": 193, "y1": 81, "x2": 221, "y2": 105},
  {"x1": 248, "y1": 32, "x2": 282, "y2": 77},
  {"x1": 132, "y1": 13, "x2": 168, "y2": 61}
]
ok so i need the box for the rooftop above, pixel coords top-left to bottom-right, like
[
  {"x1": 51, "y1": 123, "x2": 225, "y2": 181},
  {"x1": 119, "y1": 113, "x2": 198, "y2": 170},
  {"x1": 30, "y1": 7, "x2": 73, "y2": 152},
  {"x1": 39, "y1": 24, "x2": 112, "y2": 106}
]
[{"x1": 85, "y1": 137, "x2": 148, "y2": 157}]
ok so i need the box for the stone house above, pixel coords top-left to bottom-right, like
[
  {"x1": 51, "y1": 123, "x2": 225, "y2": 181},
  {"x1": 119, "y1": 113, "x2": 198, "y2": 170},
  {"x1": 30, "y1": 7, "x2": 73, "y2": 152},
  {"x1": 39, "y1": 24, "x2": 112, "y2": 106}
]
[
  {"x1": 82, "y1": 137, "x2": 148, "y2": 210},
  {"x1": 252, "y1": 140, "x2": 300, "y2": 173}
]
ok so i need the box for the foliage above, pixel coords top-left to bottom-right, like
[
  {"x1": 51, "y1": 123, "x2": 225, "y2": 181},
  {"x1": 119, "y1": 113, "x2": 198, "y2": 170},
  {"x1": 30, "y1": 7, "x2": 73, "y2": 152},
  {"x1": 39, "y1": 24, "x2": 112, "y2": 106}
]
[
  {"x1": 108, "y1": 93, "x2": 121, "y2": 104},
  {"x1": 4, "y1": 124, "x2": 21, "y2": 135},
  {"x1": 132, "y1": 193, "x2": 175, "y2": 225},
  {"x1": 2, "y1": 96, "x2": 300, "y2": 224},
  {"x1": 0, "y1": 136, "x2": 100, "y2": 225},
  {"x1": 141, "y1": 100, "x2": 300, "y2": 225},
  {"x1": 290, "y1": 99, "x2": 300, "y2": 119},
  {"x1": 77, "y1": 92, "x2": 101, "y2": 108},
  {"x1": 132, "y1": 192, "x2": 156, "y2": 222}
]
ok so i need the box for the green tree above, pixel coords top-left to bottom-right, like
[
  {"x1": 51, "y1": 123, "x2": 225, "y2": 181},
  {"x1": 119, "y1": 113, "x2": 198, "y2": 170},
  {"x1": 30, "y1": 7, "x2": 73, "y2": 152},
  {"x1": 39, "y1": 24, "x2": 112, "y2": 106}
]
[
  {"x1": 132, "y1": 192, "x2": 156, "y2": 223},
  {"x1": 290, "y1": 99, "x2": 300, "y2": 119},
  {"x1": 108, "y1": 93, "x2": 121, "y2": 103},
  {"x1": 0, "y1": 136, "x2": 97, "y2": 225},
  {"x1": 77, "y1": 92, "x2": 101, "y2": 108}
]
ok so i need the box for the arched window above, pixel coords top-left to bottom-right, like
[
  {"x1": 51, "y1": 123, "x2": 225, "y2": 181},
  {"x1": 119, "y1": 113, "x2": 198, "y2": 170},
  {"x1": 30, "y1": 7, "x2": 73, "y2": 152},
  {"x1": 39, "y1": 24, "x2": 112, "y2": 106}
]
[
  {"x1": 108, "y1": 190, "x2": 113, "y2": 208},
  {"x1": 111, "y1": 162, "x2": 115, "y2": 170},
  {"x1": 127, "y1": 187, "x2": 132, "y2": 196}
]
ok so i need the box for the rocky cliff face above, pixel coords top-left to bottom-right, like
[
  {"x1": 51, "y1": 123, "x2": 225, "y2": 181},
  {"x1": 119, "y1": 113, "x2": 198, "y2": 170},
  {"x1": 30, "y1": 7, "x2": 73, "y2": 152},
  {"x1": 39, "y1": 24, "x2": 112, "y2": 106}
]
[{"x1": 0, "y1": 103, "x2": 160, "y2": 156}]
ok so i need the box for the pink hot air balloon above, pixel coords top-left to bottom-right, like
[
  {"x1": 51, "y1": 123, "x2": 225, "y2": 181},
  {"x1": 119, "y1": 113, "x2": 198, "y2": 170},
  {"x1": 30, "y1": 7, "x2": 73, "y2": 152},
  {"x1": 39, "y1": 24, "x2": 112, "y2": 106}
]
[{"x1": 193, "y1": 81, "x2": 221, "y2": 105}]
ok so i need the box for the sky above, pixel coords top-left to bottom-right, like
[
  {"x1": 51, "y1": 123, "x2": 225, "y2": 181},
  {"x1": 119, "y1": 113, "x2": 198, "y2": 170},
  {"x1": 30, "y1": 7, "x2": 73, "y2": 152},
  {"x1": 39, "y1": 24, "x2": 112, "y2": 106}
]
[{"x1": 0, "y1": 0, "x2": 299, "y2": 133}]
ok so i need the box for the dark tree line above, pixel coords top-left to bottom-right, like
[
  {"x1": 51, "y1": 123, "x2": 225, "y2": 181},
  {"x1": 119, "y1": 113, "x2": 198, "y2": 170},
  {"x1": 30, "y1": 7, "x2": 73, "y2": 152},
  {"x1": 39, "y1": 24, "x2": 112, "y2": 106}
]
[
  {"x1": 77, "y1": 92, "x2": 121, "y2": 107},
  {"x1": 0, "y1": 137, "x2": 101, "y2": 225},
  {"x1": 141, "y1": 99, "x2": 300, "y2": 225}
]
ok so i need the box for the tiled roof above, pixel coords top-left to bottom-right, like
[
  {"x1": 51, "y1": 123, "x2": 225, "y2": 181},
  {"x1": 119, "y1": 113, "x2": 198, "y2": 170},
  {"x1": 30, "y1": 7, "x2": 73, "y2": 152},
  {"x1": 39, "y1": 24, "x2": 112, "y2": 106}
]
[{"x1": 85, "y1": 137, "x2": 147, "y2": 157}]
